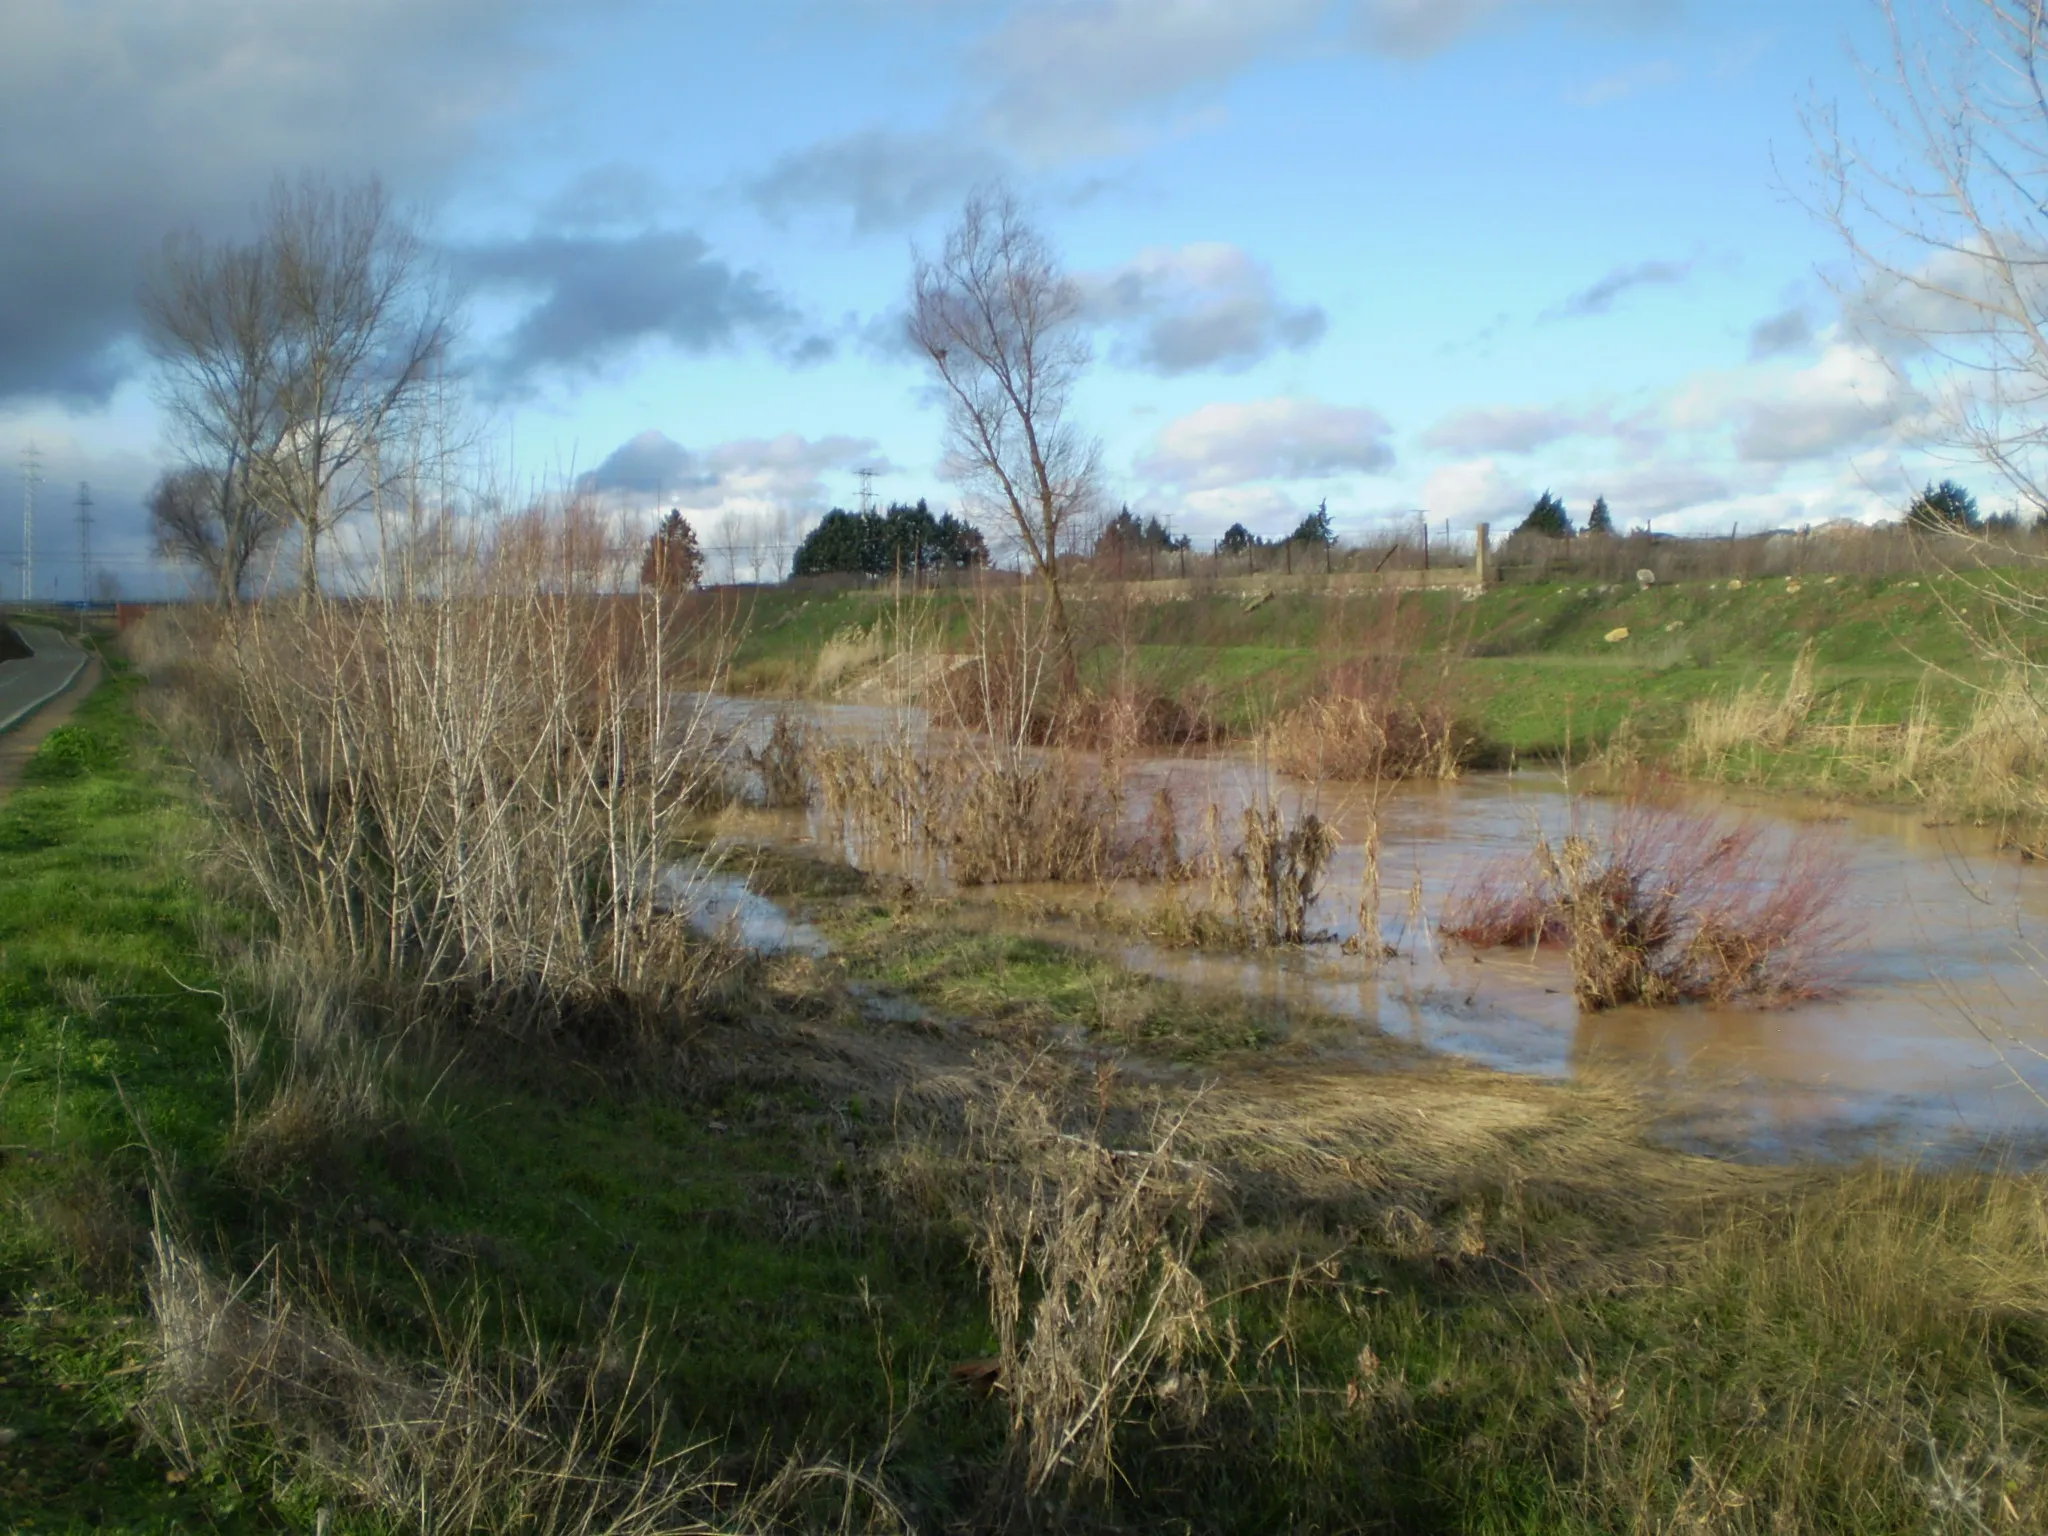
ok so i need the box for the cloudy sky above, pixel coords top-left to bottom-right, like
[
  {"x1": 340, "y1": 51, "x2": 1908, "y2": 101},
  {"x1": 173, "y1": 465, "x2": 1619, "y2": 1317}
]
[{"x1": 0, "y1": 0, "x2": 1956, "y2": 596}]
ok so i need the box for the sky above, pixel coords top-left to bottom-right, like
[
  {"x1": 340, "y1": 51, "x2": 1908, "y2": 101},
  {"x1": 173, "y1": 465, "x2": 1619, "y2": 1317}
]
[{"x1": 0, "y1": 0, "x2": 1965, "y2": 598}]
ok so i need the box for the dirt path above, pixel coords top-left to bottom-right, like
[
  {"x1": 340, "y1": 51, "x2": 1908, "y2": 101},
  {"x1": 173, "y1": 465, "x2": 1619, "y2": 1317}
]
[{"x1": 0, "y1": 657, "x2": 103, "y2": 798}]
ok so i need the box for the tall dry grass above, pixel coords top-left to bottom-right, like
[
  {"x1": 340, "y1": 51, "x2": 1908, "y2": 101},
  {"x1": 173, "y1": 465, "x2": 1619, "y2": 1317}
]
[
  {"x1": 949, "y1": 1064, "x2": 1217, "y2": 1517},
  {"x1": 139, "y1": 495, "x2": 740, "y2": 1051},
  {"x1": 143, "y1": 1224, "x2": 907, "y2": 1535},
  {"x1": 1682, "y1": 640, "x2": 1818, "y2": 768},
  {"x1": 1267, "y1": 657, "x2": 1463, "y2": 785}
]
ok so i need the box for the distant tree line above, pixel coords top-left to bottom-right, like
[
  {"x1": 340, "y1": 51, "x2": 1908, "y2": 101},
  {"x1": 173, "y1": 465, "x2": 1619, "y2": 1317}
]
[
  {"x1": 1093, "y1": 506, "x2": 1191, "y2": 558},
  {"x1": 1214, "y1": 503, "x2": 1336, "y2": 556},
  {"x1": 791, "y1": 500, "x2": 988, "y2": 578}
]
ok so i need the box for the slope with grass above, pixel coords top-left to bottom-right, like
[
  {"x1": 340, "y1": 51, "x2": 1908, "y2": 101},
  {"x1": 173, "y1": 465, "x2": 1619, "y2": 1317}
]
[
  {"x1": 5, "y1": 667, "x2": 2048, "y2": 1532},
  {"x1": 726, "y1": 572, "x2": 2019, "y2": 758}
]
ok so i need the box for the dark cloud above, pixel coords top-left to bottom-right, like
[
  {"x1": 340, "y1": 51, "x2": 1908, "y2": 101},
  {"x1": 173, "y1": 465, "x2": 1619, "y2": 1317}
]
[
  {"x1": 747, "y1": 129, "x2": 1009, "y2": 233},
  {"x1": 1078, "y1": 244, "x2": 1326, "y2": 375},
  {"x1": 579, "y1": 430, "x2": 716, "y2": 497},
  {"x1": 458, "y1": 229, "x2": 797, "y2": 390},
  {"x1": 540, "y1": 164, "x2": 672, "y2": 232},
  {"x1": 0, "y1": 0, "x2": 554, "y2": 406},
  {"x1": 1748, "y1": 306, "x2": 1815, "y2": 360},
  {"x1": 1553, "y1": 258, "x2": 1693, "y2": 318}
]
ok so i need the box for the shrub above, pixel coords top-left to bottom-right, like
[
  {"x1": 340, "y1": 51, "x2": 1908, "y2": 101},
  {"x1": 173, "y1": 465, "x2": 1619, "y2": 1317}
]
[{"x1": 1444, "y1": 803, "x2": 1850, "y2": 1009}]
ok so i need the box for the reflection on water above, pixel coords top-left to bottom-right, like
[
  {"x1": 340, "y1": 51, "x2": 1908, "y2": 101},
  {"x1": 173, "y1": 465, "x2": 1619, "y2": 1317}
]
[{"x1": 695, "y1": 695, "x2": 2048, "y2": 1163}]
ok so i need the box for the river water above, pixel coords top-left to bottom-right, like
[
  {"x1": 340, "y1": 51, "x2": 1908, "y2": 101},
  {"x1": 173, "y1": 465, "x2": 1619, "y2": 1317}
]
[{"x1": 696, "y1": 697, "x2": 2048, "y2": 1164}]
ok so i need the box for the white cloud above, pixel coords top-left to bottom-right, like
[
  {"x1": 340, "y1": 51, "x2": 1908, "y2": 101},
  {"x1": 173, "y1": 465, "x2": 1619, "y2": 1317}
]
[
  {"x1": 1733, "y1": 345, "x2": 1916, "y2": 464},
  {"x1": 581, "y1": 429, "x2": 885, "y2": 523},
  {"x1": 1420, "y1": 458, "x2": 1534, "y2": 528},
  {"x1": 1142, "y1": 396, "x2": 1396, "y2": 488},
  {"x1": 1077, "y1": 242, "x2": 1326, "y2": 374}
]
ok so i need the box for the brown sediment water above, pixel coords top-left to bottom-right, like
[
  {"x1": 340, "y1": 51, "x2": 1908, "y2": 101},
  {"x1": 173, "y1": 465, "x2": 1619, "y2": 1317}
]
[{"x1": 695, "y1": 695, "x2": 2048, "y2": 1163}]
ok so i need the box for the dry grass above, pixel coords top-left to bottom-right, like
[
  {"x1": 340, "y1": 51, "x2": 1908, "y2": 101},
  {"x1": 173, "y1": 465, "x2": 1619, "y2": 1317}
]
[
  {"x1": 1267, "y1": 681, "x2": 1461, "y2": 785},
  {"x1": 1444, "y1": 803, "x2": 1850, "y2": 1009},
  {"x1": 1682, "y1": 639, "x2": 1818, "y2": 767},
  {"x1": 947, "y1": 1062, "x2": 1218, "y2": 1516},
  {"x1": 811, "y1": 622, "x2": 887, "y2": 694},
  {"x1": 813, "y1": 738, "x2": 1121, "y2": 886},
  {"x1": 142, "y1": 1225, "x2": 908, "y2": 1536},
  {"x1": 1207, "y1": 802, "x2": 1340, "y2": 947}
]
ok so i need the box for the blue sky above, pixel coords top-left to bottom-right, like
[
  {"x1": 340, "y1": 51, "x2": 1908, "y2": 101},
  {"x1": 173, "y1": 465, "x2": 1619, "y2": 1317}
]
[{"x1": 0, "y1": 0, "x2": 1945, "y2": 596}]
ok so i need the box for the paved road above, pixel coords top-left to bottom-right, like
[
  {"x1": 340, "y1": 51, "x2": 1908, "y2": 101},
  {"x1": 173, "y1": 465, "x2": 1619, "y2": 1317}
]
[{"x1": 0, "y1": 624, "x2": 90, "y2": 733}]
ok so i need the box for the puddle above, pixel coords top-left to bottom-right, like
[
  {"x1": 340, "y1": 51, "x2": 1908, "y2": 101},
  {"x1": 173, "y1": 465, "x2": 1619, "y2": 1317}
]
[
  {"x1": 685, "y1": 695, "x2": 2048, "y2": 1163},
  {"x1": 660, "y1": 867, "x2": 830, "y2": 958}
]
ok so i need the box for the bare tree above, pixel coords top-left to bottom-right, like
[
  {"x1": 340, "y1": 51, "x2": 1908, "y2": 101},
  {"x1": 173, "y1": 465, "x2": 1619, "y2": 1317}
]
[
  {"x1": 146, "y1": 465, "x2": 283, "y2": 604},
  {"x1": 259, "y1": 176, "x2": 451, "y2": 593},
  {"x1": 143, "y1": 175, "x2": 451, "y2": 597},
  {"x1": 141, "y1": 239, "x2": 288, "y2": 601},
  {"x1": 911, "y1": 187, "x2": 1100, "y2": 679},
  {"x1": 1814, "y1": 1, "x2": 2048, "y2": 507}
]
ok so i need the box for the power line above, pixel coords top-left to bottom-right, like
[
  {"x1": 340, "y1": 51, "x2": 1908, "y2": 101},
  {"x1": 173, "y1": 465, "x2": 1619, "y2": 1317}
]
[
  {"x1": 76, "y1": 480, "x2": 94, "y2": 604},
  {"x1": 20, "y1": 444, "x2": 41, "y2": 602}
]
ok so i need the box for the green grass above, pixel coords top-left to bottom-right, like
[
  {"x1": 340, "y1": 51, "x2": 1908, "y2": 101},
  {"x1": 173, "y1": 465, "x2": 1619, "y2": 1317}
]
[
  {"x1": 726, "y1": 573, "x2": 2015, "y2": 731},
  {"x1": 5, "y1": 673, "x2": 2047, "y2": 1532}
]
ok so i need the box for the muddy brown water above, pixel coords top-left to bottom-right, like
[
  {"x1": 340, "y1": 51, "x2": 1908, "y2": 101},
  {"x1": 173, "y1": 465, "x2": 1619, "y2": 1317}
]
[{"x1": 690, "y1": 696, "x2": 2048, "y2": 1164}]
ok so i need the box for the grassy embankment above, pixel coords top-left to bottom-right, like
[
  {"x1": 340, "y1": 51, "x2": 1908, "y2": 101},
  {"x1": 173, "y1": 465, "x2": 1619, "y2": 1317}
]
[
  {"x1": 724, "y1": 571, "x2": 2028, "y2": 787},
  {"x1": 4, "y1": 657, "x2": 2048, "y2": 1531}
]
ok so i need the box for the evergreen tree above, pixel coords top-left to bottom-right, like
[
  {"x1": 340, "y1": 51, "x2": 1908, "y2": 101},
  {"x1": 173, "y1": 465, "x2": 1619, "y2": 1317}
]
[
  {"x1": 1288, "y1": 501, "x2": 1336, "y2": 546},
  {"x1": 1586, "y1": 496, "x2": 1615, "y2": 535},
  {"x1": 1216, "y1": 522, "x2": 1259, "y2": 555},
  {"x1": 1516, "y1": 490, "x2": 1572, "y2": 539},
  {"x1": 1906, "y1": 479, "x2": 1980, "y2": 531},
  {"x1": 641, "y1": 510, "x2": 703, "y2": 592},
  {"x1": 793, "y1": 500, "x2": 989, "y2": 576}
]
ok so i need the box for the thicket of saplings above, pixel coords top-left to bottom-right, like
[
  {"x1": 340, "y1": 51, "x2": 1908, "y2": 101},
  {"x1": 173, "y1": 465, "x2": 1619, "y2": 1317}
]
[{"x1": 52, "y1": 503, "x2": 2035, "y2": 1534}]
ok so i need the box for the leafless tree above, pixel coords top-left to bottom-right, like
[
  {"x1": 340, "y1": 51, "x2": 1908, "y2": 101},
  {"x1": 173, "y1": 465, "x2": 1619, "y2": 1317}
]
[
  {"x1": 1814, "y1": 1, "x2": 2048, "y2": 507},
  {"x1": 140, "y1": 239, "x2": 288, "y2": 602},
  {"x1": 143, "y1": 175, "x2": 451, "y2": 597},
  {"x1": 911, "y1": 187, "x2": 1100, "y2": 679},
  {"x1": 146, "y1": 465, "x2": 283, "y2": 604},
  {"x1": 710, "y1": 510, "x2": 748, "y2": 586},
  {"x1": 259, "y1": 176, "x2": 452, "y2": 593}
]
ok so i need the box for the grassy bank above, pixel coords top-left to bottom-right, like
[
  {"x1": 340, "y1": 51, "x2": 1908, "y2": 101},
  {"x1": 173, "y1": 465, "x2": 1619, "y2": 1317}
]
[
  {"x1": 723, "y1": 570, "x2": 2023, "y2": 765},
  {"x1": 4, "y1": 665, "x2": 2047, "y2": 1531}
]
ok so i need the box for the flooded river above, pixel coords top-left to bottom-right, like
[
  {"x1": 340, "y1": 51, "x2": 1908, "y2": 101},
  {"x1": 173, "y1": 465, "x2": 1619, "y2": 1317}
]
[{"x1": 694, "y1": 697, "x2": 2048, "y2": 1164}]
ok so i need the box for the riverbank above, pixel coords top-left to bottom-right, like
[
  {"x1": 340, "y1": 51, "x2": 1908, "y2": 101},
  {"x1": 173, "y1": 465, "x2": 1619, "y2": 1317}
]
[
  {"x1": 5, "y1": 662, "x2": 2048, "y2": 1531},
  {"x1": 721, "y1": 572, "x2": 2043, "y2": 838}
]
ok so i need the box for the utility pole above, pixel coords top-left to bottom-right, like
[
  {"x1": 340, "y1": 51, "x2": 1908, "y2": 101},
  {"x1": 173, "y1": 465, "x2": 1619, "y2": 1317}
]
[
  {"x1": 20, "y1": 444, "x2": 41, "y2": 604},
  {"x1": 76, "y1": 481, "x2": 94, "y2": 607}
]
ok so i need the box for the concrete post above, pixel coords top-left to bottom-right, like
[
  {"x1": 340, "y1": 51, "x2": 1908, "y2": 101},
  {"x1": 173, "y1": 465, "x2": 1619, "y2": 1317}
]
[{"x1": 1474, "y1": 522, "x2": 1491, "y2": 586}]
